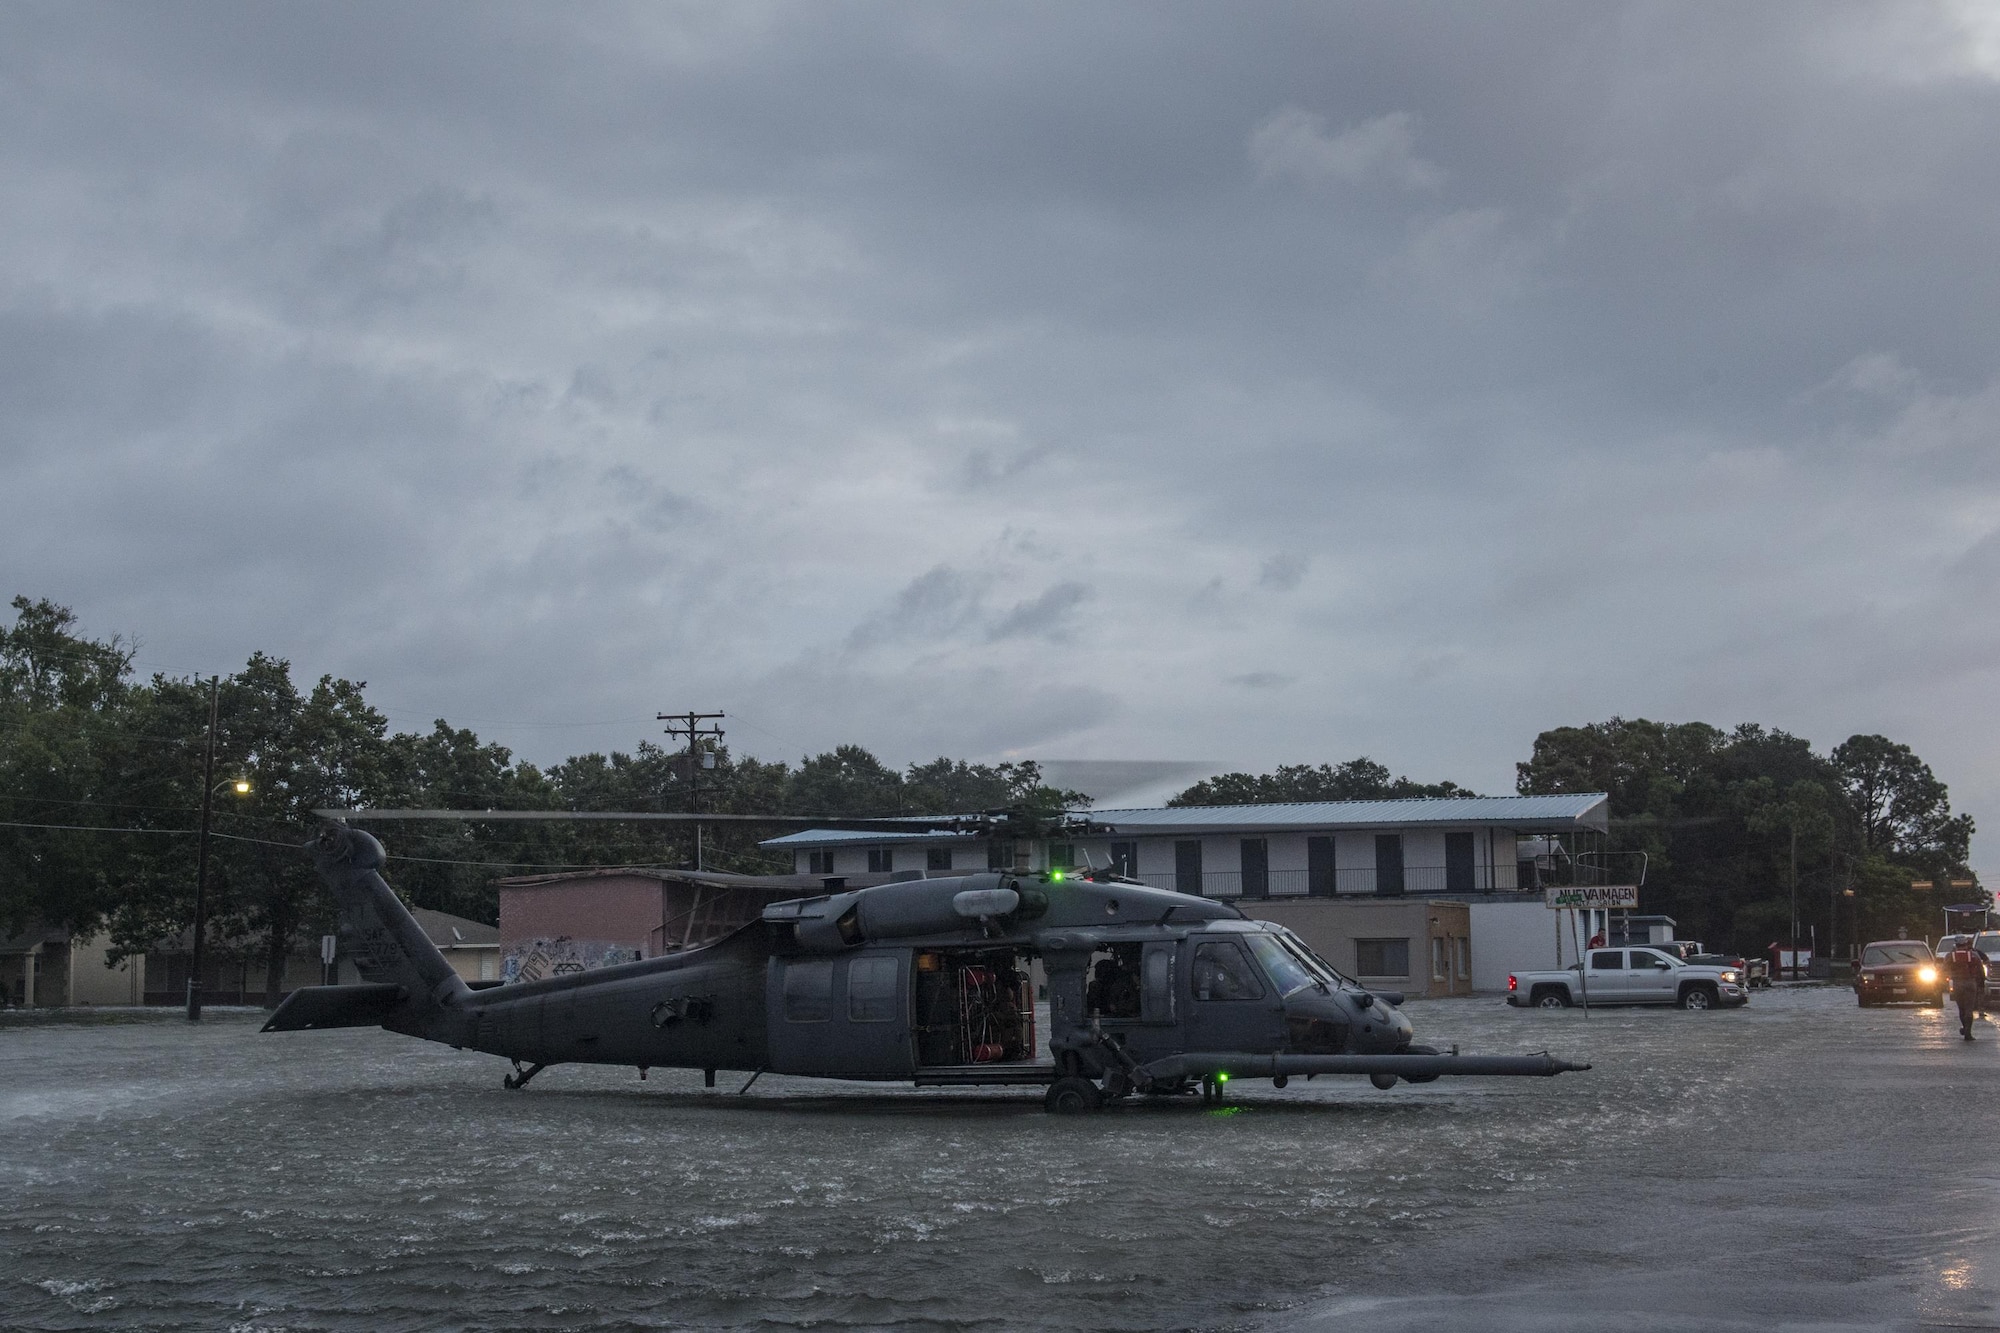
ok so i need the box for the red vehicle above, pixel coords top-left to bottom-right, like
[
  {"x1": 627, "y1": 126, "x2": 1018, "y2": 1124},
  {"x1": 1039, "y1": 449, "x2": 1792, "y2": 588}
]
[{"x1": 1853, "y1": 939, "x2": 1944, "y2": 1008}]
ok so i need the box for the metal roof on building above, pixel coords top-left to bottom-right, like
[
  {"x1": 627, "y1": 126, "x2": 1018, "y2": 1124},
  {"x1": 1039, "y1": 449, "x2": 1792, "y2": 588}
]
[{"x1": 760, "y1": 792, "x2": 1609, "y2": 848}]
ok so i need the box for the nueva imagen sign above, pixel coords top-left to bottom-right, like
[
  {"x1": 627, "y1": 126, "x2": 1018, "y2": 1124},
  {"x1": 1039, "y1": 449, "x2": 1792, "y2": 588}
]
[{"x1": 1544, "y1": 884, "x2": 1641, "y2": 911}]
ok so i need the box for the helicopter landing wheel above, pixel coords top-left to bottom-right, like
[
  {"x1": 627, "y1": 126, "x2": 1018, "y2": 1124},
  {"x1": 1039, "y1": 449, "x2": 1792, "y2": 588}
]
[
  {"x1": 1044, "y1": 1076, "x2": 1103, "y2": 1115},
  {"x1": 1401, "y1": 1044, "x2": 1441, "y2": 1084}
]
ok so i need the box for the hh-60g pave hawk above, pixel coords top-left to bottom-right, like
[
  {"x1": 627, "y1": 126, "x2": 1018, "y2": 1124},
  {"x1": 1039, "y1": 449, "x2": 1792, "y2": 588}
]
[{"x1": 267, "y1": 808, "x2": 1589, "y2": 1112}]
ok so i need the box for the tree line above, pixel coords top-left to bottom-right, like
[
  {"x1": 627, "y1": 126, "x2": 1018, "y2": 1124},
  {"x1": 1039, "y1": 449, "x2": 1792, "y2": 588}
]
[
  {"x1": 0, "y1": 597, "x2": 1082, "y2": 1003},
  {"x1": 1, "y1": 596, "x2": 1980, "y2": 998}
]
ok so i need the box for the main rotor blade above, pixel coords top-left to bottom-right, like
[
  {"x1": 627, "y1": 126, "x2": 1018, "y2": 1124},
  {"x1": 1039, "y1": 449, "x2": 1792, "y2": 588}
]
[{"x1": 311, "y1": 808, "x2": 979, "y2": 833}]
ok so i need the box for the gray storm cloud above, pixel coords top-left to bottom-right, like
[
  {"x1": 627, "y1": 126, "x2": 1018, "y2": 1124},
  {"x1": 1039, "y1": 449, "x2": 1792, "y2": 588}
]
[{"x1": 2, "y1": 1, "x2": 1997, "y2": 875}]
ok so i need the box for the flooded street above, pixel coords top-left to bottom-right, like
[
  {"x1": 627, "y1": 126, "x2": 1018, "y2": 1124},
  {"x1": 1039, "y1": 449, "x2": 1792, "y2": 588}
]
[{"x1": 7, "y1": 987, "x2": 1998, "y2": 1330}]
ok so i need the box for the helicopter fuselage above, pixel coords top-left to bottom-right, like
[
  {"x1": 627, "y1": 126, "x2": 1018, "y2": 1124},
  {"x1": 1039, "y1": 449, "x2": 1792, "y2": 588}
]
[{"x1": 269, "y1": 828, "x2": 1585, "y2": 1105}]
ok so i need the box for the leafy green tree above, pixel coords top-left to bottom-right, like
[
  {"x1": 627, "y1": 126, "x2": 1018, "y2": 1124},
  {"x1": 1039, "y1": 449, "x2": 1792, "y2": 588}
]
[
  {"x1": 1831, "y1": 734, "x2": 1973, "y2": 873},
  {"x1": 1518, "y1": 717, "x2": 1976, "y2": 956},
  {"x1": 0, "y1": 596, "x2": 137, "y2": 936},
  {"x1": 1171, "y1": 758, "x2": 1476, "y2": 807}
]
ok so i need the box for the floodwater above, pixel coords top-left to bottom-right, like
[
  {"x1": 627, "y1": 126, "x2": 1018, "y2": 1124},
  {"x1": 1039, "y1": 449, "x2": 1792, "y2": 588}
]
[{"x1": 5, "y1": 988, "x2": 1998, "y2": 1331}]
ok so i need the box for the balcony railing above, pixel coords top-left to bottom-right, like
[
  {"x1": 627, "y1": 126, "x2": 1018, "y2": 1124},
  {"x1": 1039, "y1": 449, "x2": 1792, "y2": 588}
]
[{"x1": 1136, "y1": 865, "x2": 1526, "y2": 899}]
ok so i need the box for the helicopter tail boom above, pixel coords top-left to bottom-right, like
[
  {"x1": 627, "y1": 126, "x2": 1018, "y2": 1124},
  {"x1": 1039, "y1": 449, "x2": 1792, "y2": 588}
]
[
  {"x1": 296, "y1": 824, "x2": 471, "y2": 1039},
  {"x1": 1139, "y1": 1051, "x2": 1589, "y2": 1083}
]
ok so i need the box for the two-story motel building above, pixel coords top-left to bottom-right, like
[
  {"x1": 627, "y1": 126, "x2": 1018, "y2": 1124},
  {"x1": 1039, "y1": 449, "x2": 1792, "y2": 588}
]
[{"x1": 760, "y1": 793, "x2": 1611, "y2": 998}]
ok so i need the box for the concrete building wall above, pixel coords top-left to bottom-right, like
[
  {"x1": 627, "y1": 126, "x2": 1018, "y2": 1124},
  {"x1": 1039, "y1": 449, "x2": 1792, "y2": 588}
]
[
  {"x1": 499, "y1": 874, "x2": 664, "y2": 983},
  {"x1": 1469, "y1": 900, "x2": 1566, "y2": 992},
  {"x1": 1246, "y1": 899, "x2": 1474, "y2": 999},
  {"x1": 68, "y1": 932, "x2": 146, "y2": 1005}
]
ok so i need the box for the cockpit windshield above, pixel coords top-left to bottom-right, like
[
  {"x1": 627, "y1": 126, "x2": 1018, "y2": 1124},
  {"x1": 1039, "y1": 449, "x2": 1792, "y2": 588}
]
[
  {"x1": 1262, "y1": 926, "x2": 1355, "y2": 991},
  {"x1": 1245, "y1": 932, "x2": 1319, "y2": 997}
]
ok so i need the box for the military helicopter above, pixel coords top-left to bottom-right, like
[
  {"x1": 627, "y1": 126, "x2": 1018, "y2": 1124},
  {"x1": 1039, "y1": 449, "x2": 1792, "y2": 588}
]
[{"x1": 268, "y1": 812, "x2": 1589, "y2": 1112}]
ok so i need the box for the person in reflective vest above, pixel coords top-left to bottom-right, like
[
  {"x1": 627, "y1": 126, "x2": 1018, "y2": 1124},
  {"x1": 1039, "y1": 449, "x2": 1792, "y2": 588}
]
[{"x1": 1946, "y1": 942, "x2": 1988, "y2": 1040}]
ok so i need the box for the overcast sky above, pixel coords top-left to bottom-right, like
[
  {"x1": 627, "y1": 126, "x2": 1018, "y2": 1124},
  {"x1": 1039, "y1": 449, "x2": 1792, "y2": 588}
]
[{"x1": 5, "y1": 2, "x2": 1998, "y2": 869}]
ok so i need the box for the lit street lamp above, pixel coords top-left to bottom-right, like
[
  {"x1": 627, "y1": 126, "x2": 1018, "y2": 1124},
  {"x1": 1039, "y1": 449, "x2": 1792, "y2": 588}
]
[{"x1": 186, "y1": 674, "x2": 251, "y2": 1022}]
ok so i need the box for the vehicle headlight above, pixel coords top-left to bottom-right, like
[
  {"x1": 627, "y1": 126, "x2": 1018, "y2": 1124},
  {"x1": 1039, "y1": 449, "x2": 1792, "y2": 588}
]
[
  {"x1": 1920, "y1": 966, "x2": 1939, "y2": 984},
  {"x1": 1721, "y1": 971, "x2": 1739, "y2": 982}
]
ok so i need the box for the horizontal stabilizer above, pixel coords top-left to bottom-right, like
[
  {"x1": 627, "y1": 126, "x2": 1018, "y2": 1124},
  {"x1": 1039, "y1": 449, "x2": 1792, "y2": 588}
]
[{"x1": 262, "y1": 983, "x2": 407, "y2": 1032}]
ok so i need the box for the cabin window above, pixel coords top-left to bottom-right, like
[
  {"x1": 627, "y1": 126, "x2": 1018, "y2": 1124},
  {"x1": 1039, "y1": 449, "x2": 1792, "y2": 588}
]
[
  {"x1": 1590, "y1": 951, "x2": 1624, "y2": 970},
  {"x1": 1355, "y1": 938, "x2": 1410, "y2": 977},
  {"x1": 1190, "y1": 940, "x2": 1265, "y2": 1001},
  {"x1": 808, "y1": 850, "x2": 835, "y2": 875},
  {"x1": 847, "y1": 956, "x2": 898, "y2": 1022},
  {"x1": 867, "y1": 847, "x2": 895, "y2": 874},
  {"x1": 926, "y1": 846, "x2": 953, "y2": 872},
  {"x1": 783, "y1": 960, "x2": 834, "y2": 1022}
]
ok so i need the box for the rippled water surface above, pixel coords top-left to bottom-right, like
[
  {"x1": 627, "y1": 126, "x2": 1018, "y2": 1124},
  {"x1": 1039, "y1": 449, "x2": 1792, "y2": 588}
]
[{"x1": 7, "y1": 988, "x2": 1994, "y2": 1330}]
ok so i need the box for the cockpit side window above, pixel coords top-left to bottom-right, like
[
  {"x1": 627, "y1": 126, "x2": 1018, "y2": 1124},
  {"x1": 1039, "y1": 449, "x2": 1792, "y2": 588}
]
[{"x1": 1191, "y1": 940, "x2": 1265, "y2": 1001}]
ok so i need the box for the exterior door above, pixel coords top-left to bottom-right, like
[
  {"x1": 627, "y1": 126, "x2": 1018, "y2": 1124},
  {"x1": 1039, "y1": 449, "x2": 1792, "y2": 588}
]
[
  {"x1": 1240, "y1": 839, "x2": 1268, "y2": 898},
  {"x1": 1374, "y1": 834, "x2": 1405, "y2": 896},
  {"x1": 1176, "y1": 840, "x2": 1204, "y2": 897},
  {"x1": 1307, "y1": 836, "x2": 1336, "y2": 896},
  {"x1": 1186, "y1": 937, "x2": 1284, "y2": 1051},
  {"x1": 1445, "y1": 832, "x2": 1476, "y2": 894}
]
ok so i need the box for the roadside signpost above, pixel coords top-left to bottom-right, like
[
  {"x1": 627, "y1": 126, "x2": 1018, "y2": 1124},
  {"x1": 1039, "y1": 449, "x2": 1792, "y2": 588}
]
[{"x1": 1545, "y1": 886, "x2": 1641, "y2": 1015}]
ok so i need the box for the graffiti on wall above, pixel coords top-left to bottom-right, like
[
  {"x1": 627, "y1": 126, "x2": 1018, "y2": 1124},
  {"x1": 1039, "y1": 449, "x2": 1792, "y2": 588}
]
[{"x1": 503, "y1": 936, "x2": 646, "y2": 984}]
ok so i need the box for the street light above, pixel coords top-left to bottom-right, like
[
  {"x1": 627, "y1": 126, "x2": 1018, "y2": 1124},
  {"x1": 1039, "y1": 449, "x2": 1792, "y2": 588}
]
[{"x1": 186, "y1": 674, "x2": 252, "y2": 1022}]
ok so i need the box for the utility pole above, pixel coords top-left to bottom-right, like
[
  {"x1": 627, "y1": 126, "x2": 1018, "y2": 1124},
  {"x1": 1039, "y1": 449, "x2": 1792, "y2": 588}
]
[
  {"x1": 1789, "y1": 823, "x2": 1799, "y2": 975},
  {"x1": 657, "y1": 711, "x2": 725, "y2": 870},
  {"x1": 188, "y1": 676, "x2": 219, "y2": 1022}
]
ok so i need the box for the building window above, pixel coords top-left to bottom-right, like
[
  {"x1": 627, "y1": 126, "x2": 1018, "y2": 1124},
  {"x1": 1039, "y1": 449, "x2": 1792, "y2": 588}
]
[
  {"x1": 1048, "y1": 843, "x2": 1074, "y2": 870},
  {"x1": 926, "y1": 846, "x2": 953, "y2": 872},
  {"x1": 868, "y1": 847, "x2": 894, "y2": 874},
  {"x1": 783, "y1": 960, "x2": 833, "y2": 1022},
  {"x1": 1432, "y1": 936, "x2": 1446, "y2": 982},
  {"x1": 847, "y1": 956, "x2": 898, "y2": 1022},
  {"x1": 1455, "y1": 937, "x2": 1469, "y2": 980},
  {"x1": 808, "y1": 850, "x2": 835, "y2": 876},
  {"x1": 1110, "y1": 841, "x2": 1138, "y2": 876},
  {"x1": 1355, "y1": 938, "x2": 1410, "y2": 977}
]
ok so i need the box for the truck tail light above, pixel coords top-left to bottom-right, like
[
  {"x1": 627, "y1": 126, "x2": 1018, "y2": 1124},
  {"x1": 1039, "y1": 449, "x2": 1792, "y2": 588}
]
[{"x1": 1507, "y1": 974, "x2": 1518, "y2": 992}]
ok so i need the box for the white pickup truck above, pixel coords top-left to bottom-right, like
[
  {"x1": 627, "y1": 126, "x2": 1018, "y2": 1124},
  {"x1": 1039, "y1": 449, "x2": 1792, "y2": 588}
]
[{"x1": 1507, "y1": 945, "x2": 1749, "y2": 1011}]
